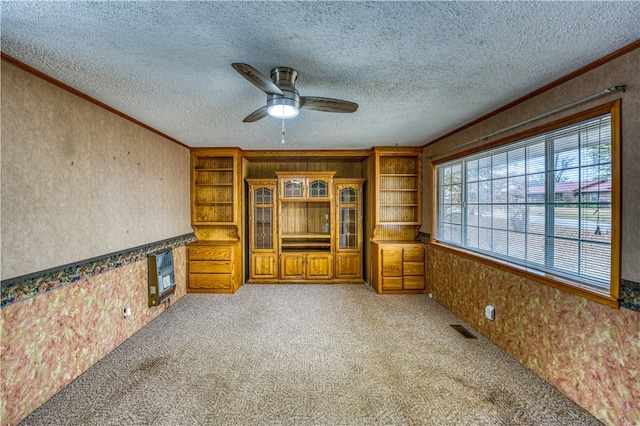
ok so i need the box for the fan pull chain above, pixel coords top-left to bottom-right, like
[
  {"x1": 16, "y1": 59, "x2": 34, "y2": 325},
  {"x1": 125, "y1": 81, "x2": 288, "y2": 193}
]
[{"x1": 281, "y1": 117, "x2": 286, "y2": 145}]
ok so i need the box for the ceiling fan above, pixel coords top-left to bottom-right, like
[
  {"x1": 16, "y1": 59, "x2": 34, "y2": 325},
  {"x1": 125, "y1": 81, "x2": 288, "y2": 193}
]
[{"x1": 232, "y1": 63, "x2": 358, "y2": 122}]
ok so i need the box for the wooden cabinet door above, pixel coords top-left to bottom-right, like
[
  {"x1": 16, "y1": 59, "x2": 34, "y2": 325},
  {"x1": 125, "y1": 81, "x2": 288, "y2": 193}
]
[
  {"x1": 307, "y1": 178, "x2": 331, "y2": 200},
  {"x1": 380, "y1": 247, "x2": 403, "y2": 277},
  {"x1": 280, "y1": 254, "x2": 305, "y2": 279},
  {"x1": 281, "y1": 178, "x2": 306, "y2": 200},
  {"x1": 251, "y1": 254, "x2": 277, "y2": 280},
  {"x1": 306, "y1": 253, "x2": 333, "y2": 280},
  {"x1": 336, "y1": 253, "x2": 362, "y2": 279}
]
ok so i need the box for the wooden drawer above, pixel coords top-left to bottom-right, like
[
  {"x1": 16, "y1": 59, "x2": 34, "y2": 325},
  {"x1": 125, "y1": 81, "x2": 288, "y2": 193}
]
[
  {"x1": 382, "y1": 276, "x2": 403, "y2": 290},
  {"x1": 189, "y1": 261, "x2": 231, "y2": 274},
  {"x1": 403, "y1": 247, "x2": 424, "y2": 262},
  {"x1": 403, "y1": 275, "x2": 425, "y2": 290},
  {"x1": 188, "y1": 246, "x2": 232, "y2": 261},
  {"x1": 403, "y1": 261, "x2": 424, "y2": 276},
  {"x1": 188, "y1": 273, "x2": 232, "y2": 289}
]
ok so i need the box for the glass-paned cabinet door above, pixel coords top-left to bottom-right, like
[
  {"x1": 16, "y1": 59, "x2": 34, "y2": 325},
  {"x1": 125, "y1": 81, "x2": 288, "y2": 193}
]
[
  {"x1": 338, "y1": 187, "x2": 360, "y2": 249},
  {"x1": 254, "y1": 187, "x2": 272, "y2": 204},
  {"x1": 339, "y1": 207, "x2": 358, "y2": 249},
  {"x1": 339, "y1": 187, "x2": 357, "y2": 204},
  {"x1": 283, "y1": 179, "x2": 304, "y2": 198},
  {"x1": 254, "y1": 207, "x2": 273, "y2": 249},
  {"x1": 253, "y1": 187, "x2": 274, "y2": 250},
  {"x1": 309, "y1": 180, "x2": 329, "y2": 198}
]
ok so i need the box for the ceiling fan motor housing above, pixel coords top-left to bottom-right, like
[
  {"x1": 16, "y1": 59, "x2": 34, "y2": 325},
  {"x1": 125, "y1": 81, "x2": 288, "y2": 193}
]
[{"x1": 267, "y1": 67, "x2": 300, "y2": 109}]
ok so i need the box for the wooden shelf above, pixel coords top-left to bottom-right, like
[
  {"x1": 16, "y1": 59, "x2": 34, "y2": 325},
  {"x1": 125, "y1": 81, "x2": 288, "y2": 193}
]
[
  {"x1": 282, "y1": 233, "x2": 330, "y2": 239},
  {"x1": 281, "y1": 242, "x2": 331, "y2": 248},
  {"x1": 280, "y1": 198, "x2": 332, "y2": 203}
]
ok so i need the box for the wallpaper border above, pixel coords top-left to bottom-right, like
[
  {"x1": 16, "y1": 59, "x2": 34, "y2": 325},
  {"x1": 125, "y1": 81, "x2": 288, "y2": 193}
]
[
  {"x1": 620, "y1": 279, "x2": 640, "y2": 311},
  {"x1": 1, "y1": 233, "x2": 196, "y2": 308}
]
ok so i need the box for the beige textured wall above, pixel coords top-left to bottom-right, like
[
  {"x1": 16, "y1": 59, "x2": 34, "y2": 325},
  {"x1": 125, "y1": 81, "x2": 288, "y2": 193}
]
[
  {"x1": 1, "y1": 61, "x2": 192, "y2": 280},
  {"x1": 422, "y1": 47, "x2": 640, "y2": 282}
]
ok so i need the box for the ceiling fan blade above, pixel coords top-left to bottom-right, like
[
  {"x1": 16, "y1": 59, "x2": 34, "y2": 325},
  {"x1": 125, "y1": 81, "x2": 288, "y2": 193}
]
[
  {"x1": 232, "y1": 63, "x2": 284, "y2": 96},
  {"x1": 300, "y1": 97, "x2": 358, "y2": 113},
  {"x1": 243, "y1": 105, "x2": 269, "y2": 123}
]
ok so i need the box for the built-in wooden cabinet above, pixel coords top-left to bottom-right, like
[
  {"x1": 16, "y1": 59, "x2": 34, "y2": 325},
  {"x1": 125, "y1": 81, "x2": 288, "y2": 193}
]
[
  {"x1": 277, "y1": 171, "x2": 336, "y2": 283},
  {"x1": 370, "y1": 147, "x2": 425, "y2": 294},
  {"x1": 279, "y1": 173, "x2": 332, "y2": 201},
  {"x1": 371, "y1": 241, "x2": 426, "y2": 294},
  {"x1": 187, "y1": 148, "x2": 426, "y2": 291},
  {"x1": 280, "y1": 252, "x2": 333, "y2": 281},
  {"x1": 187, "y1": 241, "x2": 242, "y2": 294},
  {"x1": 246, "y1": 172, "x2": 364, "y2": 284},
  {"x1": 189, "y1": 148, "x2": 243, "y2": 293}
]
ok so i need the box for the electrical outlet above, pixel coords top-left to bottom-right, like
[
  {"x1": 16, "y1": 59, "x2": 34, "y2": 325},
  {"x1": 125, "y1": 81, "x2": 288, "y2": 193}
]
[
  {"x1": 485, "y1": 305, "x2": 495, "y2": 321},
  {"x1": 124, "y1": 307, "x2": 132, "y2": 318}
]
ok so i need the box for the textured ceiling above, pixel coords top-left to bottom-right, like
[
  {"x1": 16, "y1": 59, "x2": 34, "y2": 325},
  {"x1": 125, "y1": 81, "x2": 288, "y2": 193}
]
[{"x1": 2, "y1": 1, "x2": 639, "y2": 151}]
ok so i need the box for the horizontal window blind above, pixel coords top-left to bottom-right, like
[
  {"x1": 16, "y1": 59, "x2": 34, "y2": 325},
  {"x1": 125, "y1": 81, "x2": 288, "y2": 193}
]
[{"x1": 436, "y1": 113, "x2": 613, "y2": 291}]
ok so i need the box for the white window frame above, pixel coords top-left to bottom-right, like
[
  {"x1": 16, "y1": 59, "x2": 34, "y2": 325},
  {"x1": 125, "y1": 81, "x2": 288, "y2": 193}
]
[{"x1": 432, "y1": 101, "x2": 620, "y2": 307}]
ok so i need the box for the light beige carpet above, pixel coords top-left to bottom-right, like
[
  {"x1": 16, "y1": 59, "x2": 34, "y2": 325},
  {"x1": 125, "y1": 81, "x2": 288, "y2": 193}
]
[{"x1": 21, "y1": 284, "x2": 601, "y2": 425}]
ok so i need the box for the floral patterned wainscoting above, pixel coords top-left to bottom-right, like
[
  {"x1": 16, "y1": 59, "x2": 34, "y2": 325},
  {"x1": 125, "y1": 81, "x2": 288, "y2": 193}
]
[
  {"x1": 427, "y1": 244, "x2": 639, "y2": 426},
  {"x1": 0, "y1": 234, "x2": 194, "y2": 425}
]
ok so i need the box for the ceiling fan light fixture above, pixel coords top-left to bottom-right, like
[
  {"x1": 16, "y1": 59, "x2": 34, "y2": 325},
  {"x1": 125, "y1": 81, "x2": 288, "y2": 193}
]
[
  {"x1": 267, "y1": 97, "x2": 299, "y2": 119},
  {"x1": 233, "y1": 63, "x2": 357, "y2": 123}
]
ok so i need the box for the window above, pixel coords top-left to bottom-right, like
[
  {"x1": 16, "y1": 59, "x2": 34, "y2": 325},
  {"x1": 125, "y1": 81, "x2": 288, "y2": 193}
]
[{"x1": 434, "y1": 102, "x2": 620, "y2": 304}]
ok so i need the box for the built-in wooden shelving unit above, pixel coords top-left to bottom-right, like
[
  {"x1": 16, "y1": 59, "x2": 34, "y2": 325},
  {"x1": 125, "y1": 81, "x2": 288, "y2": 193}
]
[
  {"x1": 370, "y1": 147, "x2": 425, "y2": 293},
  {"x1": 188, "y1": 148, "x2": 242, "y2": 293}
]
